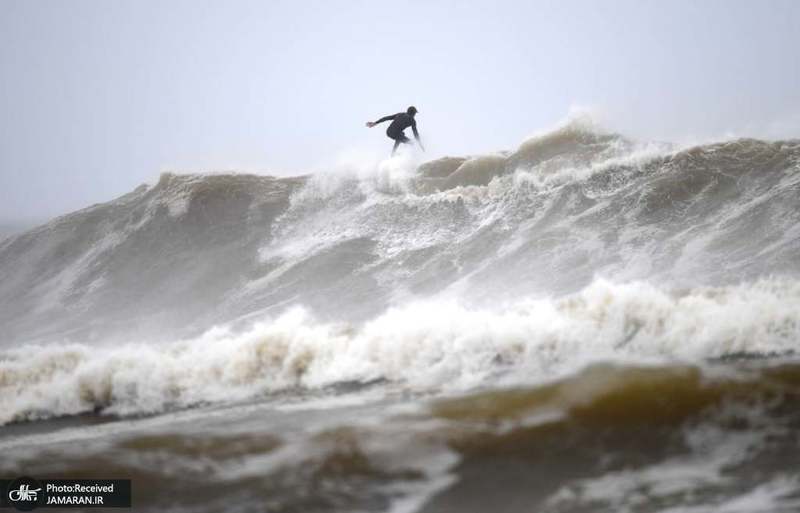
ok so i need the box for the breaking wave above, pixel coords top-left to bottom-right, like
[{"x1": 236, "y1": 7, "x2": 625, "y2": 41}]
[
  {"x1": 2, "y1": 278, "x2": 800, "y2": 425},
  {"x1": 2, "y1": 119, "x2": 799, "y2": 345}
]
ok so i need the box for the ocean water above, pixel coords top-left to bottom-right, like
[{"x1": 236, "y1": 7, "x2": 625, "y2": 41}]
[{"x1": 2, "y1": 118, "x2": 800, "y2": 512}]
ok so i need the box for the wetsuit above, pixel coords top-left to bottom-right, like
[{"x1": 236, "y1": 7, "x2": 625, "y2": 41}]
[{"x1": 374, "y1": 112, "x2": 419, "y2": 149}]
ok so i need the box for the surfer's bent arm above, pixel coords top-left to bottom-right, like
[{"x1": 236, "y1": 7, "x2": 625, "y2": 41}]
[{"x1": 412, "y1": 122, "x2": 425, "y2": 151}]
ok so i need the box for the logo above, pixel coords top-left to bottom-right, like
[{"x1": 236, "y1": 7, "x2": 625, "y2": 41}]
[
  {"x1": 9, "y1": 484, "x2": 40, "y2": 502},
  {"x1": 6, "y1": 477, "x2": 44, "y2": 511}
]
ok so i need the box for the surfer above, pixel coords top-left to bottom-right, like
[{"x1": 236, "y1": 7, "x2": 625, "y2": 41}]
[{"x1": 366, "y1": 106, "x2": 425, "y2": 155}]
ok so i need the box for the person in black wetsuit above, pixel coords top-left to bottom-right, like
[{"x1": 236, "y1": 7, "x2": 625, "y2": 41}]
[{"x1": 366, "y1": 106, "x2": 425, "y2": 155}]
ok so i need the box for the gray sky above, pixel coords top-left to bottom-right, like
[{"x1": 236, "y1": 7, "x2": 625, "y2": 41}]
[{"x1": 1, "y1": 0, "x2": 799, "y2": 222}]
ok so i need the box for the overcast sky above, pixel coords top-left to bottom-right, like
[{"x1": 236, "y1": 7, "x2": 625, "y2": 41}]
[{"x1": 1, "y1": 0, "x2": 799, "y2": 222}]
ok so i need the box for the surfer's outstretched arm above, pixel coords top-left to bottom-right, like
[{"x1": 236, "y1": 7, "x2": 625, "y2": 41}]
[{"x1": 366, "y1": 114, "x2": 397, "y2": 128}]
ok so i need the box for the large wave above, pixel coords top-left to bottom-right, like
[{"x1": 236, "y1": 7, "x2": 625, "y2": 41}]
[
  {"x1": 2, "y1": 119, "x2": 798, "y2": 346},
  {"x1": 1, "y1": 117, "x2": 799, "y2": 423}
]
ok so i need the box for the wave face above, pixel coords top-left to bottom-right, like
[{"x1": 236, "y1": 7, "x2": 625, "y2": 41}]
[{"x1": 3, "y1": 120, "x2": 799, "y2": 347}]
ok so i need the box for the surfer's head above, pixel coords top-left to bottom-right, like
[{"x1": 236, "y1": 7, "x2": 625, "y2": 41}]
[{"x1": 407, "y1": 106, "x2": 418, "y2": 116}]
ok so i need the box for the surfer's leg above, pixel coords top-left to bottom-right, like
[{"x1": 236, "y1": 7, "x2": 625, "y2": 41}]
[
  {"x1": 392, "y1": 134, "x2": 411, "y2": 155},
  {"x1": 389, "y1": 131, "x2": 409, "y2": 155}
]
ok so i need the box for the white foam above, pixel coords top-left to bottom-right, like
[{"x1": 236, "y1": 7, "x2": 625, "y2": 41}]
[{"x1": 2, "y1": 278, "x2": 800, "y2": 425}]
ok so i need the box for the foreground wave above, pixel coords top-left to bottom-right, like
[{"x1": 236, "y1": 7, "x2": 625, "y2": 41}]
[
  {"x1": 2, "y1": 278, "x2": 799, "y2": 425},
  {"x1": 2, "y1": 359, "x2": 800, "y2": 512}
]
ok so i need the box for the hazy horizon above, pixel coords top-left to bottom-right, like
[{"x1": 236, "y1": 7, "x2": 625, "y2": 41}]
[{"x1": 2, "y1": 0, "x2": 799, "y2": 223}]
